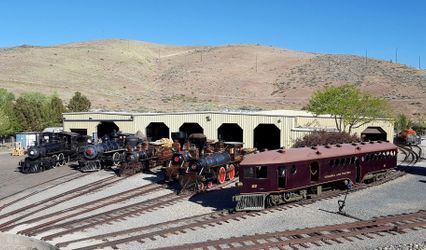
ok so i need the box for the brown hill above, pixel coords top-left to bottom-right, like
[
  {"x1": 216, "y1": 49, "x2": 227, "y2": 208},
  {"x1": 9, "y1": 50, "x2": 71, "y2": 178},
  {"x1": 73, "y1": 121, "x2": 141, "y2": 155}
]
[{"x1": 0, "y1": 39, "x2": 425, "y2": 117}]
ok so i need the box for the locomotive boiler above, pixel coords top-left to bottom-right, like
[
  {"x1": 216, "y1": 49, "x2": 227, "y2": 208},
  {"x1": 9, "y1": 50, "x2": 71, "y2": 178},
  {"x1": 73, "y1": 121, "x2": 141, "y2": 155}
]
[
  {"x1": 20, "y1": 132, "x2": 89, "y2": 173},
  {"x1": 78, "y1": 132, "x2": 128, "y2": 172},
  {"x1": 166, "y1": 133, "x2": 246, "y2": 193}
]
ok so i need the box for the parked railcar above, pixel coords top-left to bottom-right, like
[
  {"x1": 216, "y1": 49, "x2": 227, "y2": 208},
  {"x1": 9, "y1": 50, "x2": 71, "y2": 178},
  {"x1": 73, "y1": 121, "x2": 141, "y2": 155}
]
[
  {"x1": 234, "y1": 141, "x2": 398, "y2": 211},
  {"x1": 78, "y1": 131, "x2": 128, "y2": 172},
  {"x1": 167, "y1": 133, "x2": 247, "y2": 193},
  {"x1": 117, "y1": 139, "x2": 173, "y2": 176},
  {"x1": 19, "y1": 132, "x2": 90, "y2": 173}
]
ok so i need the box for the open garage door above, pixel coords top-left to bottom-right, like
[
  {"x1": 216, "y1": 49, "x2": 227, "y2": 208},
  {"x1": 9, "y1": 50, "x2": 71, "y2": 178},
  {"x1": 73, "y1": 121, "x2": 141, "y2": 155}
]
[
  {"x1": 179, "y1": 123, "x2": 203, "y2": 137},
  {"x1": 146, "y1": 122, "x2": 170, "y2": 141},
  {"x1": 218, "y1": 123, "x2": 243, "y2": 142},
  {"x1": 97, "y1": 122, "x2": 119, "y2": 139},
  {"x1": 361, "y1": 127, "x2": 387, "y2": 141},
  {"x1": 254, "y1": 124, "x2": 280, "y2": 150}
]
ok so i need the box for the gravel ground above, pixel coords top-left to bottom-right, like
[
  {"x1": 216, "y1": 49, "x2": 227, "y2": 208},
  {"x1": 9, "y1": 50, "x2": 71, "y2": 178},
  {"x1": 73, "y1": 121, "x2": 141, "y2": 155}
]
[
  {"x1": 119, "y1": 162, "x2": 426, "y2": 250},
  {"x1": 1, "y1": 154, "x2": 425, "y2": 250},
  {"x1": 375, "y1": 241, "x2": 426, "y2": 250}
]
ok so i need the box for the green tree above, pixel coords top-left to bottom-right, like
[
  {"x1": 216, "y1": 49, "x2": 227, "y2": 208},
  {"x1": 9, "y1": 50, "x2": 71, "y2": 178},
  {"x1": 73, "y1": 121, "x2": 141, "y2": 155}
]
[
  {"x1": 0, "y1": 88, "x2": 20, "y2": 135},
  {"x1": 49, "y1": 95, "x2": 67, "y2": 125},
  {"x1": 306, "y1": 84, "x2": 392, "y2": 134},
  {"x1": 68, "y1": 92, "x2": 91, "y2": 112},
  {"x1": 394, "y1": 114, "x2": 413, "y2": 131},
  {"x1": 14, "y1": 95, "x2": 45, "y2": 131}
]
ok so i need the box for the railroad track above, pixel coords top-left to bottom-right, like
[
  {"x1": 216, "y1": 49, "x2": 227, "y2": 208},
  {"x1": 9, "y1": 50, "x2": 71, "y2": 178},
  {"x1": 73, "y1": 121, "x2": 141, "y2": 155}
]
[
  {"x1": 0, "y1": 175, "x2": 125, "y2": 231},
  {"x1": 396, "y1": 143, "x2": 421, "y2": 166},
  {"x1": 53, "y1": 168, "x2": 406, "y2": 249},
  {"x1": 38, "y1": 193, "x2": 190, "y2": 240},
  {"x1": 5, "y1": 181, "x2": 164, "y2": 235},
  {"x1": 0, "y1": 172, "x2": 85, "y2": 211},
  {"x1": 0, "y1": 171, "x2": 83, "y2": 203},
  {"x1": 154, "y1": 210, "x2": 426, "y2": 250}
]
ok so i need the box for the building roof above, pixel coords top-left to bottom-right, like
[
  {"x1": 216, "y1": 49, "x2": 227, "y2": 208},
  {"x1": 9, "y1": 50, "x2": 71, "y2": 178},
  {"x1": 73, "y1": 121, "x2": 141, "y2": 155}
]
[
  {"x1": 62, "y1": 109, "x2": 332, "y2": 118},
  {"x1": 241, "y1": 141, "x2": 397, "y2": 166}
]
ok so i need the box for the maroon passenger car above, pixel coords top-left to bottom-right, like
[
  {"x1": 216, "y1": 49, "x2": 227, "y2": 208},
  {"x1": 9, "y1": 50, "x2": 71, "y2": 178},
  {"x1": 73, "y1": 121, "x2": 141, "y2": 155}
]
[{"x1": 234, "y1": 141, "x2": 398, "y2": 211}]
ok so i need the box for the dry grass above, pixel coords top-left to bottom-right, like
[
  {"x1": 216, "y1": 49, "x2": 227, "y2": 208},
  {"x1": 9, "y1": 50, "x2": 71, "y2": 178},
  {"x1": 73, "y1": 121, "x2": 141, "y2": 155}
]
[{"x1": 0, "y1": 39, "x2": 425, "y2": 117}]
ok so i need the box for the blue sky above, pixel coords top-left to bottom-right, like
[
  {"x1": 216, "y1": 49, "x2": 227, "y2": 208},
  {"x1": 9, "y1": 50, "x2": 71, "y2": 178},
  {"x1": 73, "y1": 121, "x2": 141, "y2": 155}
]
[{"x1": 0, "y1": 0, "x2": 425, "y2": 68}]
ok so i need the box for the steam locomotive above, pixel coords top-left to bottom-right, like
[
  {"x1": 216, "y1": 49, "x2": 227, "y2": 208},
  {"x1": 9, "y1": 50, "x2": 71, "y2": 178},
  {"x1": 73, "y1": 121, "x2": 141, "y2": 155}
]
[
  {"x1": 78, "y1": 131, "x2": 129, "y2": 172},
  {"x1": 19, "y1": 132, "x2": 90, "y2": 174},
  {"x1": 394, "y1": 128, "x2": 421, "y2": 145},
  {"x1": 79, "y1": 131, "x2": 173, "y2": 175},
  {"x1": 164, "y1": 133, "x2": 248, "y2": 193},
  {"x1": 234, "y1": 141, "x2": 398, "y2": 211}
]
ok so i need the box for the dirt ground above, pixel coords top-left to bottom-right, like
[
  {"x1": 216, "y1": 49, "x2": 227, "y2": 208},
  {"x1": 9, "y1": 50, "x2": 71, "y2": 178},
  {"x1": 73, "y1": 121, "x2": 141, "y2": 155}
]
[{"x1": 0, "y1": 153, "x2": 76, "y2": 199}]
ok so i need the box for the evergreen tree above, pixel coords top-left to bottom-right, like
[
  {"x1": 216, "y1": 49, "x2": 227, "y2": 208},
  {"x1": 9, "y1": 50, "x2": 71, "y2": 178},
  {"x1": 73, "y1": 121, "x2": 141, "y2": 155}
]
[
  {"x1": 14, "y1": 96, "x2": 44, "y2": 131},
  {"x1": 49, "y1": 95, "x2": 67, "y2": 125},
  {"x1": 68, "y1": 92, "x2": 91, "y2": 112}
]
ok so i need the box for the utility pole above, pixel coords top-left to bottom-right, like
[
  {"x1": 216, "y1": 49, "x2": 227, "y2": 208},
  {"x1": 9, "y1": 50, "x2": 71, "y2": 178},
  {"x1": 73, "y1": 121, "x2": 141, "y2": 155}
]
[
  {"x1": 419, "y1": 56, "x2": 421, "y2": 69},
  {"x1": 255, "y1": 54, "x2": 258, "y2": 73},
  {"x1": 395, "y1": 48, "x2": 398, "y2": 63},
  {"x1": 365, "y1": 49, "x2": 368, "y2": 66}
]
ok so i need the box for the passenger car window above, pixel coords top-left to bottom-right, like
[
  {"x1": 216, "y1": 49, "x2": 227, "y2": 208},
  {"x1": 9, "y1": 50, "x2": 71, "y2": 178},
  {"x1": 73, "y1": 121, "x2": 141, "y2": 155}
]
[
  {"x1": 291, "y1": 165, "x2": 297, "y2": 174},
  {"x1": 279, "y1": 166, "x2": 286, "y2": 177},
  {"x1": 244, "y1": 167, "x2": 254, "y2": 178},
  {"x1": 255, "y1": 166, "x2": 268, "y2": 178}
]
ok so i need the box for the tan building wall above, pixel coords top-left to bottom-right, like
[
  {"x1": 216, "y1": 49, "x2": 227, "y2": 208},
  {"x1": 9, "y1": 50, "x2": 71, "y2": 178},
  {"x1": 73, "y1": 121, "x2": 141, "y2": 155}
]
[{"x1": 62, "y1": 110, "x2": 394, "y2": 149}]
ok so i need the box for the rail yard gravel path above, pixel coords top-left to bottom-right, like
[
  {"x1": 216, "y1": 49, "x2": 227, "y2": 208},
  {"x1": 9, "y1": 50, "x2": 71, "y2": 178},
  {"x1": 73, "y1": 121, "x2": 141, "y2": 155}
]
[{"x1": 0, "y1": 153, "x2": 424, "y2": 250}]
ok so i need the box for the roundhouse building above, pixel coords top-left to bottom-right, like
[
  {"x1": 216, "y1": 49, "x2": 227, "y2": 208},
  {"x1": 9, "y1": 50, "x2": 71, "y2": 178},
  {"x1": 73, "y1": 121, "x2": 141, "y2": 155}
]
[{"x1": 62, "y1": 110, "x2": 394, "y2": 149}]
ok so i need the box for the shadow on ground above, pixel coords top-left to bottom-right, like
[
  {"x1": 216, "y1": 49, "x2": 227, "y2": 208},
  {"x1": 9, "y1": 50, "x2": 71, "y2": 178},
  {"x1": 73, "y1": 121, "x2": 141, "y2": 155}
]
[
  {"x1": 397, "y1": 165, "x2": 426, "y2": 177},
  {"x1": 188, "y1": 187, "x2": 239, "y2": 211}
]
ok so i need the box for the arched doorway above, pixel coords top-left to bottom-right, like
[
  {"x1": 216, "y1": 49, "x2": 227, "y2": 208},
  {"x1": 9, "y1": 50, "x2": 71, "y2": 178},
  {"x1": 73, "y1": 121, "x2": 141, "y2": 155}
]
[
  {"x1": 218, "y1": 123, "x2": 243, "y2": 142},
  {"x1": 97, "y1": 122, "x2": 119, "y2": 138},
  {"x1": 146, "y1": 122, "x2": 170, "y2": 141},
  {"x1": 361, "y1": 127, "x2": 387, "y2": 141},
  {"x1": 254, "y1": 124, "x2": 280, "y2": 150},
  {"x1": 179, "y1": 123, "x2": 204, "y2": 137}
]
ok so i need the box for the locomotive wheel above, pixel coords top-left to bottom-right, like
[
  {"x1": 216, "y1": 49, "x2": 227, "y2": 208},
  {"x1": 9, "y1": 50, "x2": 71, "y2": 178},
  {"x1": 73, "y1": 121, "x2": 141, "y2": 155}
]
[
  {"x1": 112, "y1": 152, "x2": 121, "y2": 166},
  {"x1": 217, "y1": 166, "x2": 226, "y2": 184},
  {"x1": 227, "y1": 164, "x2": 236, "y2": 181},
  {"x1": 58, "y1": 153, "x2": 66, "y2": 166},
  {"x1": 197, "y1": 182, "x2": 205, "y2": 192},
  {"x1": 52, "y1": 154, "x2": 60, "y2": 168}
]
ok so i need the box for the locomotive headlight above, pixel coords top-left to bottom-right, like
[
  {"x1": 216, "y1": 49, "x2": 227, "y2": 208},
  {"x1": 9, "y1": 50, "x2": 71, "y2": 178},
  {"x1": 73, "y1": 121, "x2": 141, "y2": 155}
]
[
  {"x1": 29, "y1": 150, "x2": 35, "y2": 155},
  {"x1": 87, "y1": 139, "x2": 92, "y2": 144}
]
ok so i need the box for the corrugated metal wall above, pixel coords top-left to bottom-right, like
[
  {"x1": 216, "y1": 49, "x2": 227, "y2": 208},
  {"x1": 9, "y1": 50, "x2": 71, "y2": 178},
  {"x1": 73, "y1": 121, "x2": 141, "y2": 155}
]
[{"x1": 63, "y1": 112, "x2": 394, "y2": 149}]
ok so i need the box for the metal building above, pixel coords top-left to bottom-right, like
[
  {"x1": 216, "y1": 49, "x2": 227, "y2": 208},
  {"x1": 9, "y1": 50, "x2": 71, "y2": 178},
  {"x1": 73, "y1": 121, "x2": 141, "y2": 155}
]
[{"x1": 62, "y1": 110, "x2": 394, "y2": 149}]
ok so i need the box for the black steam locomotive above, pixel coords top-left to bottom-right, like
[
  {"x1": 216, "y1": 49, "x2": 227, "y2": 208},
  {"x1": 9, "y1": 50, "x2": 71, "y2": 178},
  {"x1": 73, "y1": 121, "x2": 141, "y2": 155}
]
[
  {"x1": 78, "y1": 131, "x2": 129, "y2": 172},
  {"x1": 19, "y1": 132, "x2": 90, "y2": 174}
]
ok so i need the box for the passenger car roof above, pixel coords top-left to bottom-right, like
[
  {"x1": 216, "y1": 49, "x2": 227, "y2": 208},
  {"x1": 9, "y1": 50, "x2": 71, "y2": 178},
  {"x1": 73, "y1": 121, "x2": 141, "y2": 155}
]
[{"x1": 241, "y1": 141, "x2": 397, "y2": 166}]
